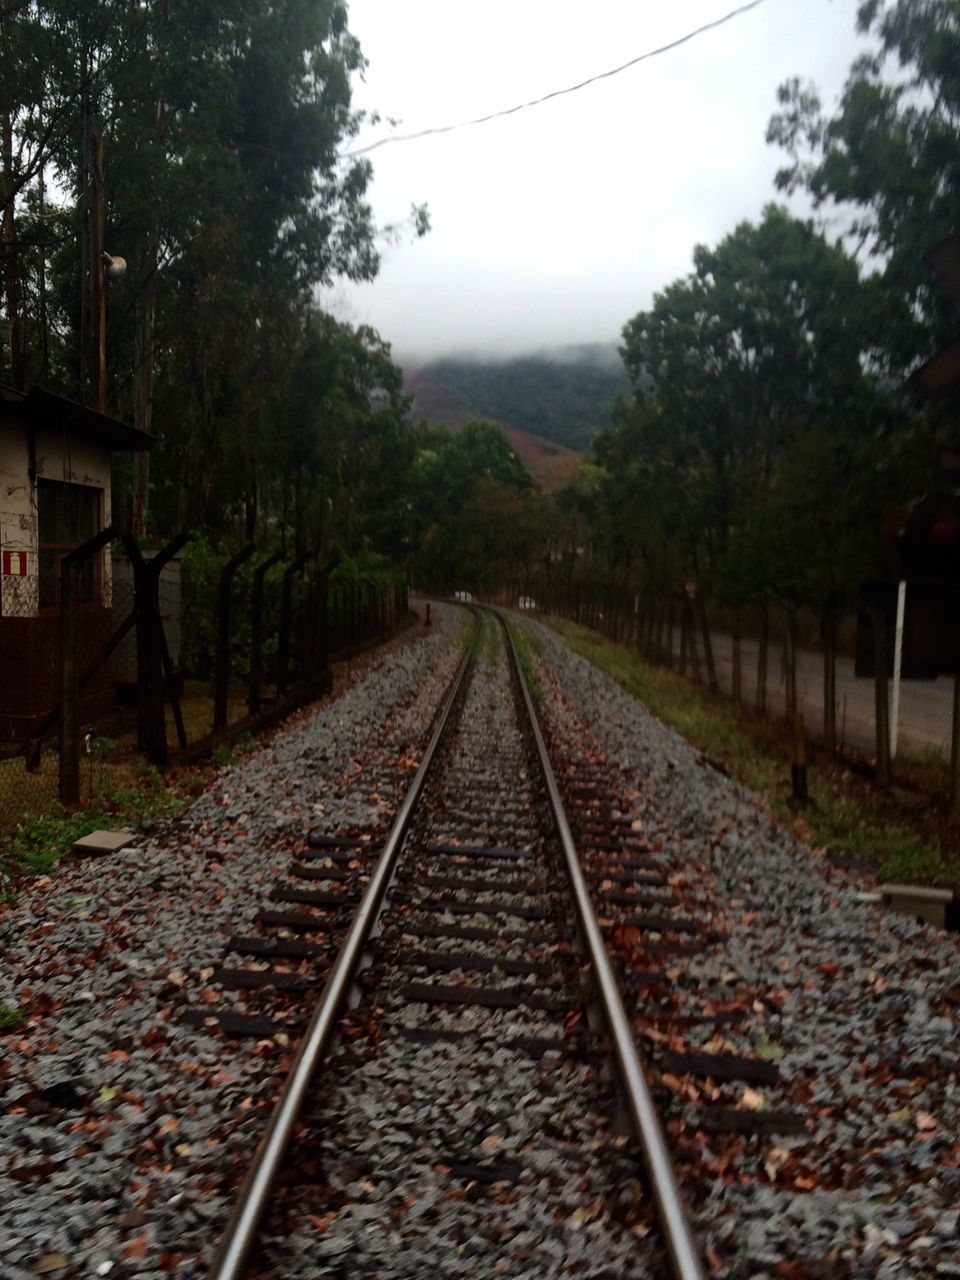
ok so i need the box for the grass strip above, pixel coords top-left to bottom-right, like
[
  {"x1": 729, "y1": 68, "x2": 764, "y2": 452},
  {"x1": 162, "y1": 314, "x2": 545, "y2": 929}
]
[{"x1": 543, "y1": 617, "x2": 957, "y2": 888}]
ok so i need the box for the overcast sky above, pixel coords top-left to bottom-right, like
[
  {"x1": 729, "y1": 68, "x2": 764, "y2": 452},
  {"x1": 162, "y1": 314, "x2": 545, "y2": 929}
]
[{"x1": 325, "y1": 0, "x2": 868, "y2": 363}]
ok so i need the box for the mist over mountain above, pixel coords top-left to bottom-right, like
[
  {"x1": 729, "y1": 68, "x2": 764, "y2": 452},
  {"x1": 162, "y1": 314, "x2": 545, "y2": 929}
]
[{"x1": 403, "y1": 342, "x2": 629, "y2": 453}]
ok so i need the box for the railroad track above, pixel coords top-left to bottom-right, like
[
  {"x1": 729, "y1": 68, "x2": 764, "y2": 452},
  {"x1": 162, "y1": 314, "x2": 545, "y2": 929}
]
[{"x1": 204, "y1": 608, "x2": 704, "y2": 1279}]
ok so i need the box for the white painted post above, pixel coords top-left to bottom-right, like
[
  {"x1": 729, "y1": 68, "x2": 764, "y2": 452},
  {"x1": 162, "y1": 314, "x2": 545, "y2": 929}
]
[{"x1": 890, "y1": 580, "x2": 906, "y2": 759}]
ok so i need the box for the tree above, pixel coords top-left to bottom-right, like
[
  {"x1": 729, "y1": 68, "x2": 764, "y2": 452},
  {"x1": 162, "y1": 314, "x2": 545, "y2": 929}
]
[
  {"x1": 1, "y1": 0, "x2": 408, "y2": 551},
  {"x1": 614, "y1": 205, "x2": 885, "y2": 595},
  {"x1": 410, "y1": 420, "x2": 535, "y2": 587},
  {"x1": 767, "y1": 0, "x2": 960, "y2": 375}
]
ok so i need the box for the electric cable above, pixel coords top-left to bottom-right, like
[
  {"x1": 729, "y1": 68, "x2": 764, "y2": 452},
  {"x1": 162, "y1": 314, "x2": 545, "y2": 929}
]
[{"x1": 342, "y1": 0, "x2": 768, "y2": 159}]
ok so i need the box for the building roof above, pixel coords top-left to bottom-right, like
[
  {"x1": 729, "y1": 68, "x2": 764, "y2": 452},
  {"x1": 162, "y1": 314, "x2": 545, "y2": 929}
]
[{"x1": 0, "y1": 384, "x2": 154, "y2": 452}]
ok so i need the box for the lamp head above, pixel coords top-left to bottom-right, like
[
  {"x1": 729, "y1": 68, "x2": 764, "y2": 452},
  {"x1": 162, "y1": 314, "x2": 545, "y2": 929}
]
[{"x1": 102, "y1": 252, "x2": 127, "y2": 280}]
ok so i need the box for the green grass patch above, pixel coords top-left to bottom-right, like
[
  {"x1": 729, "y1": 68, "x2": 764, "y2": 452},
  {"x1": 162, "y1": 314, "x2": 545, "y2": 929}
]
[
  {"x1": 507, "y1": 618, "x2": 545, "y2": 705},
  {"x1": 544, "y1": 617, "x2": 956, "y2": 888},
  {"x1": 1, "y1": 764, "x2": 186, "y2": 896},
  {"x1": 0, "y1": 1003, "x2": 28, "y2": 1033}
]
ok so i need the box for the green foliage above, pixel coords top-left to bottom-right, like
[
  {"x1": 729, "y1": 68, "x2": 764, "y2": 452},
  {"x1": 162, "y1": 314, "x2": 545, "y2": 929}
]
[
  {"x1": 0, "y1": 766, "x2": 183, "y2": 891},
  {"x1": 416, "y1": 346, "x2": 628, "y2": 451},
  {"x1": 0, "y1": 1004, "x2": 28, "y2": 1033},
  {"x1": 507, "y1": 620, "x2": 544, "y2": 705},
  {"x1": 411, "y1": 420, "x2": 549, "y2": 588},
  {"x1": 0, "y1": 0, "x2": 429, "y2": 558},
  {"x1": 592, "y1": 205, "x2": 915, "y2": 609},
  {"x1": 768, "y1": 0, "x2": 960, "y2": 381}
]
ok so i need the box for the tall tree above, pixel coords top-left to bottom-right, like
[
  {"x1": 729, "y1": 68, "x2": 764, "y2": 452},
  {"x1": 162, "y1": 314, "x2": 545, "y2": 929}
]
[
  {"x1": 767, "y1": 0, "x2": 960, "y2": 375},
  {"x1": 616, "y1": 205, "x2": 884, "y2": 588}
]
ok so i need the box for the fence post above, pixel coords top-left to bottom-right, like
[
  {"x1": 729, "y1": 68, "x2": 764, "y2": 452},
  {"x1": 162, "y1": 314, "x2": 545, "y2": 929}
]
[
  {"x1": 872, "y1": 605, "x2": 891, "y2": 786},
  {"x1": 306, "y1": 552, "x2": 339, "y2": 695},
  {"x1": 698, "y1": 595, "x2": 718, "y2": 692},
  {"x1": 248, "y1": 550, "x2": 285, "y2": 715},
  {"x1": 58, "y1": 557, "x2": 80, "y2": 806},
  {"x1": 277, "y1": 554, "x2": 307, "y2": 696},
  {"x1": 139, "y1": 564, "x2": 167, "y2": 763},
  {"x1": 687, "y1": 599, "x2": 702, "y2": 681},
  {"x1": 784, "y1": 608, "x2": 799, "y2": 719},
  {"x1": 123, "y1": 532, "x2": 190, "y2": 765},
  {"x1": 822, "y1": 608, "x2": 837, "y2": 756},
  {"x1": 950, "y1": 676, "x2": 960, "y2": 813},
  {"x1": 756, "y1": 601, "x2": 769, "y2": 714},
  {"x1": 58, "y1": 525, "x2": 119, "y2": 800},
  {"x1": 214, "y1": 543, "x2": 256, "y2": 729}
]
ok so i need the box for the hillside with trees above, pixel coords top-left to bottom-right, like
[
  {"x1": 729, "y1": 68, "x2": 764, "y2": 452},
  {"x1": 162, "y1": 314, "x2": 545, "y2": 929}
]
[{"x1": 405, "y1": 345, "x2": 628, "y2": 452}]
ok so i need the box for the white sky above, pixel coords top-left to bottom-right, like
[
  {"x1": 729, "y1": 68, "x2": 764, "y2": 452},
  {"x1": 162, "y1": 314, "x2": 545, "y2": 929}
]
[{"x1": 327, "y1": 0, "x2": 868, "y2": 361}]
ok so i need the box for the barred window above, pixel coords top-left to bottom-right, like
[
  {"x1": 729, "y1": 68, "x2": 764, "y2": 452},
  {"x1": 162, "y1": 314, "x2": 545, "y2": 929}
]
[{"x1": 37, "y1": 479, "x2": 102, "y2": 609}]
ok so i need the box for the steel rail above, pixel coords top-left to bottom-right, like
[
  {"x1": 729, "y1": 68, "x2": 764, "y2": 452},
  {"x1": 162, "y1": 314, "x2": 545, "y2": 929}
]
[
  {"x1": 207, "y1": 626, "x2": 476, "y2": 1280},
  {"x1": 499, "y1": 612, "x2": 707, "y2": 1280}
]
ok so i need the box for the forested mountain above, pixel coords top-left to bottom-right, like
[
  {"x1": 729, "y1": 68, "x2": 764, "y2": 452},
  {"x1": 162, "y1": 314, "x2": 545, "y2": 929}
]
[{"x1": 405, "y1": 345, "x2": 628, "y2": 452}]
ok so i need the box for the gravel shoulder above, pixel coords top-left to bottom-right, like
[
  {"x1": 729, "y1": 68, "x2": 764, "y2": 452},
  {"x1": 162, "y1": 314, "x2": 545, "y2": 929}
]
[
  {"x1": 0, "y1": 604, "x2": 464, "y2": 1280},
  {"x1": 521, "y1": 614, "x2": 960, "y2": 1280},
  {"x1": 4, "y1": 605, "x2": 958, "y2": 1280}
]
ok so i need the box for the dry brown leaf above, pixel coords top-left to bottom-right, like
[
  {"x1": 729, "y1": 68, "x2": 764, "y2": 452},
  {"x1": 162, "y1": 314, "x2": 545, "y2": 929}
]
[{"x1": 32, "y1": 1255, "x2": 70, "y2": 1275}]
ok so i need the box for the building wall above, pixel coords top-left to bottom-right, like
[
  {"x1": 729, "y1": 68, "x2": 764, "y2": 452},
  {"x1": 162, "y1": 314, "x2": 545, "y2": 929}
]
[{"x1": 0, "y1": 415, "x2": 114, "y2": 618}]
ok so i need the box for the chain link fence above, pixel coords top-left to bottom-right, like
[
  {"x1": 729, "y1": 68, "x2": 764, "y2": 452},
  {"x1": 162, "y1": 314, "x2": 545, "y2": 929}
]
[
  {"x1": 0, "y1": 536, "x2": 410, "y2": 847},
  {"x1": 482, "y1": 579, "x2": 959, "y2": 797}
]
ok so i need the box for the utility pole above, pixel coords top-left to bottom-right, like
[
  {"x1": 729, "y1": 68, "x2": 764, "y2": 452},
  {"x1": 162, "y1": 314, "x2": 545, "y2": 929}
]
[{"x1": 90, "y1": 119, "x2": 106, "y2": 412}]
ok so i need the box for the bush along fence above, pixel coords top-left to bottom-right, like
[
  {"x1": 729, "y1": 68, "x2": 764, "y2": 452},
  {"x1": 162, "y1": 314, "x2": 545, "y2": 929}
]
[
  {"x1": 0, "y1": 534, "x2": 409, "y2": 836},
  {"x1": 479, "y1": 578, "x2": 960, "y2": 811}
]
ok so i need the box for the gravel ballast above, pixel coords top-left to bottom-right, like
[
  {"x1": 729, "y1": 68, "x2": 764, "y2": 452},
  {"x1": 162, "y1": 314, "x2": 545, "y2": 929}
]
[
  {"x1": 0, "y1": 606, "x2": 463, "y2": 1279},
  {"x1": 521, "y1": 614, "x2": 960, "y2": 1279},
  {"x1": 2, "y1": 603, "x2": 958, "y2": 1278}
]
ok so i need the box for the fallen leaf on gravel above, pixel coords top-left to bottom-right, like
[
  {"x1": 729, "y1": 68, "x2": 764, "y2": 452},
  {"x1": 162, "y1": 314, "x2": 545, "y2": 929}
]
[
  {"x1": 32, "y1": 1255, "x2": 70, "y2": 1274},
  {"x1": 480, "y1": 1135, "x2": 504, "y2": 1154},
  {"x1": 753, "y1": 1030, "x2": 784, "y2": 1062},
  {"x1": 156, "y1": 1118, "x2": 179, "y2": 1137},
  {"x1": 775, "y1": 1263, "x2": 807, "y2": 1279},
  {"x1": 166, "y1": 971, "x2": 187, "y2": 987},
  {"x1": 306, "y1": 1213, "x2": 335, "y2": 1231},
  {"x1": 121, "y1": 1236, "x2": 147, "y2": 1260},
  {"x1": 915, "y1": 1112, "x2": 936, "y2": 1131},
  {"x1": 98, "y1": 1086, "x2": 117, "y2": 1102},
  {"x1": 568, "y1": 1203, "x2": 602, "y2": 1227},
  {"x1": 742, "y1": 1087, "x2": 766, "y2": 1111}
]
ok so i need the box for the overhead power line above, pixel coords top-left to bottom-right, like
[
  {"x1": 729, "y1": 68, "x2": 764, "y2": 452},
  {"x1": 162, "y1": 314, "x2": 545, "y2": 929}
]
[{"x1": 342, "y1": 0, "x2": 768, "y2": 159}]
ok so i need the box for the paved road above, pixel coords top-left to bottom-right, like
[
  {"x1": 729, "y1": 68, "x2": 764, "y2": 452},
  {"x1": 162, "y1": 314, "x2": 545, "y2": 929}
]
[{"x1": 675, "y1": 630, "x2": 955, "y2": 759}]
